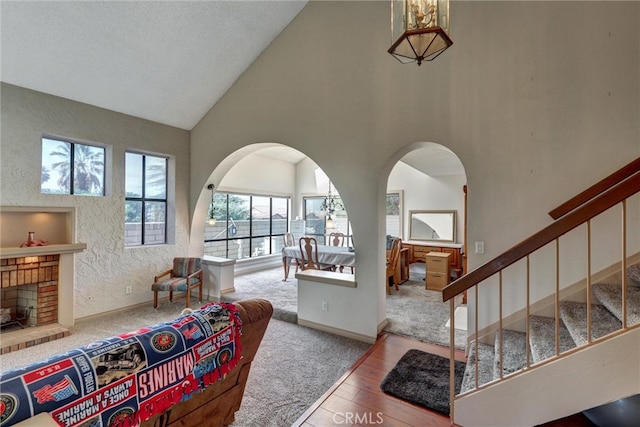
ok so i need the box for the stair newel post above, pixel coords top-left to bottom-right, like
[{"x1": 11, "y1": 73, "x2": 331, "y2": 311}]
[
  {"x1": 621, "y1": 199, "x2": 627, "y2": 329},
  {"x1": 587, "y1": 220, "x2": 592, "y2": 343},
  {"x1": 555, "y1": 239, "x2": 561, "y2": 356},
  {"x1": 498, "y1": 271, "x2": 503, "y2": 380},
  {"x1": 449, "y1": 298, "x2": 456, "y2": 422}
]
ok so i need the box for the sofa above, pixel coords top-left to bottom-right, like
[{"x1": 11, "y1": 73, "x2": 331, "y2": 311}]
[{"x1": 1, "y1": 299, "x2": 273, "y2": 427}]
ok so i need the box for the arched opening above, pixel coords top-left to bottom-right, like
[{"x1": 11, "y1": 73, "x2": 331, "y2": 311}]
[
  {"x1": 382, "y1": 142, "x2": 468, "y2": 349},
  {"x1": 190, "y1": 142, "x2": 356, "y2": 322}
]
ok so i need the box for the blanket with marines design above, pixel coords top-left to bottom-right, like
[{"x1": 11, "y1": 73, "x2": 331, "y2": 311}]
[{"x1": 0, "y1": 302, "x2": 242, "y2": 427}]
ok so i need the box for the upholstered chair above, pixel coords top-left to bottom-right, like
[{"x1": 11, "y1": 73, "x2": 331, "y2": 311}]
[{"x1": 152, "y1": 257, "x2": 203, "y2": 309}]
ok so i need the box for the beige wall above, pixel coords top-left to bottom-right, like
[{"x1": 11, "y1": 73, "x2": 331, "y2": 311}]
[
  {"x1": 0, "y1": 83, "x2": 191, "y2": 318},
  {"x1": 189, "y1": 1, "x2": 640, "y2": 338}
]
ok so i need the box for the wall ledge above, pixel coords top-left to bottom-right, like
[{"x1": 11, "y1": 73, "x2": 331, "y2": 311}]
[
  {"x1": 295, "y1": 269, "x2": 356, "y2": 288},
  {"x1": 202, "y1": 255, "x2": 236, "y2": 267},
  {"x1": 0, "y1": 243, "x2": 87, "y2": 259}
]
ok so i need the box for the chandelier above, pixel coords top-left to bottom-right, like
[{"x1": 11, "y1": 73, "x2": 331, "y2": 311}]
[
  {"x1": 388, "y1": 0, "x2": 453, "y2": 66},
  {"x1": 320, "y1": 182, "x2": 343, "y2": 230}
]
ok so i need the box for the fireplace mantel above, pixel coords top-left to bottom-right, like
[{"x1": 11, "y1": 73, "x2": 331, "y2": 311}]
[{"x1": 0, "y1": 243, "x2": 87, "y2": 259}]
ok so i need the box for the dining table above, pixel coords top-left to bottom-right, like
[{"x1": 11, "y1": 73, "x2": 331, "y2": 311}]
[{"x1": 281, "y1": 245, "x2": 355, "y2": 281}]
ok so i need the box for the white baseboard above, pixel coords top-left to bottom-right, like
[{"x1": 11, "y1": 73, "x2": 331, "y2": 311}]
[{"x1": 298, "y1": 318, "x2": 376, "y2": 344}]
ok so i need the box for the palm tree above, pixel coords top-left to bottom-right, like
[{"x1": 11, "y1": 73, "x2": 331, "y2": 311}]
[{"x1": 49, "y1": 143, "x2": 104, "y2": 194}]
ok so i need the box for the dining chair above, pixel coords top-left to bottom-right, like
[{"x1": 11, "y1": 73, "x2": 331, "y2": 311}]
[
  {"x1": 299, "y1": 237, "x2": 335, "y2": 271},
  {"x1": 328, "y1": 232, "x2": 345, "y2": 247},
  {"x1": 283, "y1": 232, "x2": 300, "y2": 273},
  {"x1": 386, "y1": 238, "x2": 402, "y2": 295},
  {"x1": 327, "y1": 232, "x2": 353, "y2": 274}
]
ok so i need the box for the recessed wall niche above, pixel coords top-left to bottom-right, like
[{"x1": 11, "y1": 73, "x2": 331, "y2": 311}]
[{"x1": 0, "y1": 207, "x2": 75, "y2": 247}]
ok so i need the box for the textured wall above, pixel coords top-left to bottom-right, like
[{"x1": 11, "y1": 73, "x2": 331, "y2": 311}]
[
  {"x1": 0, "y1": 83, "x2": 191, "y2": 318},
  {"x1": 190, "y1": 1, "x2": 640, "y2": 337}
]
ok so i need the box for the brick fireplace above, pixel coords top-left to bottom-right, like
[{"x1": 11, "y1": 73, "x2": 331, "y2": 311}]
[
  {"x1": 1, "y1": 255, "x2": 60, "y2": 328},
  {"x1": 0, "y1": 255, "x2": 72, "y2": 354},
  {"x1": 0, "y1": 207, "x2": 86, "y2": 354}
]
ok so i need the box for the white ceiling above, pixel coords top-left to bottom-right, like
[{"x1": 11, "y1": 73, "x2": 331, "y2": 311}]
[
  {"x1": 1, "y1": 0, "x2": 307, "y2": 130},
  {"x1": 400, "y1": 146, "x2": 465, "y2": 177},
  {"x1": 1, "y1": 0, "x2": 463, "y2": 176}
]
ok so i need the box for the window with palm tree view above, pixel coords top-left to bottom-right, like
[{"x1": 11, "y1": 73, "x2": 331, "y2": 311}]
[
  {"x1": 204, "y1": 193, "x2": 289, "y2": 260},
  {"x1": 125, "y1": 152, "x2": 168, "y2": 246},
  {"x1": 41, "y1": 137, "x2": 105, "y2": 196}
]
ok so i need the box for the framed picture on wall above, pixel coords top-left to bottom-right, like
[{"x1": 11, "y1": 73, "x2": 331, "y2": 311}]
[{"x1": 386, "y1": 190, "x2": 403, "y2": 239}]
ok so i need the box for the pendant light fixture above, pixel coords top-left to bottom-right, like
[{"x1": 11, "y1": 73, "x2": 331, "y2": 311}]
[
  {"x1": 388, "y1": 0, "x2": 453, "y2": 66},
  {"x1": 207, "y1": 184, "x2": 216, "y2": 226}
]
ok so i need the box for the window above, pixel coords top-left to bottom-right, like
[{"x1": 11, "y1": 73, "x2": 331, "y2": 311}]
[
  {"x1": 125, "y1": 152, "x2": 168, "y2": 246},
  {"x1": 41, "y1": 137, "x2": 105, "y2": 195},
  {"x1": 303, "y1": 196, "x2": 353, "y2": 246},
  {"x1": 204, "y1": 193, "x2": 290, "y2": 260}
]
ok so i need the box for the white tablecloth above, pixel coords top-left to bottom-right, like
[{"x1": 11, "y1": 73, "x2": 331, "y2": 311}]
[{"x1": 282, "y1": 245, "x2": 355, "y2": 267}]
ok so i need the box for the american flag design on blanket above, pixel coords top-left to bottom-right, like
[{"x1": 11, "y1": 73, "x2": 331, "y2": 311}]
[
  {"x1": 0, "y1": 302, "x2": 242, "y2": 427},
  {"x1": 32, "y1": 375, "x2": 78, "y2": 404}
]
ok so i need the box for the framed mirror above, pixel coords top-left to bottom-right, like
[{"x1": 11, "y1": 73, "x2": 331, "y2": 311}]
[{"x1": 409, "y1": 210, "x2": 456, "y2": 242}]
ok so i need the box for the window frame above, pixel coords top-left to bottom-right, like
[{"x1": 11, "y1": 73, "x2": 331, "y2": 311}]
[
  {"x1": 204, "y1": 192, "x2": 290, "y2": 260},
  {"x1": 124, "y1": 151, "x2": 169, "y2": 247},
  {"x1": 41, "y1": 135, "x2": 107, "y2": 196},
  {"x1": 303, "y1": 195, "x2": 352, "y2": 246}
]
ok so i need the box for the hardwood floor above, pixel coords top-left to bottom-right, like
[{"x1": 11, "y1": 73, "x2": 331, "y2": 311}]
[{"x1": 292, "y1": 333, "x2": 466, "y2": 427}]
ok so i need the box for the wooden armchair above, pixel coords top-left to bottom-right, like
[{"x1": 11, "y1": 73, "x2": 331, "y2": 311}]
[{"x1": 152, "y1": 257, "x2": 203, "y2": 309}]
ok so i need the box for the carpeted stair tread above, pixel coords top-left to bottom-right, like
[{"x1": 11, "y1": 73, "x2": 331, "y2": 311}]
[
  {"x1": 461, "y1": 341, "x2": 495, "y2": 393},
  {"x1": 529, "y1": 315, "x2": 576, "y2": 363},
  {"x1": 560, "y1": 301, "x2": 622, "y2": 346},
  {"x1": 493, "y1": 329, "x2": 528, "y2": 378},
  {"x1": 593, "y1": 283, "x2": 640, "y2": 326}
]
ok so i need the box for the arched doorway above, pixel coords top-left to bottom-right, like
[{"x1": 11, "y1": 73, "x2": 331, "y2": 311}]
[
  {"x1": 382, "y1": 143, "x2": 468, "y2": 349},
  {"x1": 190, "y1": 143, "x2": 356, "y2": 322}
]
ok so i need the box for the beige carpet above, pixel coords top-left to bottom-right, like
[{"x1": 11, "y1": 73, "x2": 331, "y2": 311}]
[
  {"x1": 226, "y1": 265, "x2": 466, "y2": 349},
  {"x1": 0, "y1": 297, "x2": 370, "y2": 427}
]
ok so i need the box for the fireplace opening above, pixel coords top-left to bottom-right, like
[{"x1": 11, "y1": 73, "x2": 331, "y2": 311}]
[
  {"x1": 0, "y1": 304, "x2": 33, "y2": 331},
  {"x1": 0, "y1": 255, "x2": 64, "y2": 352}
]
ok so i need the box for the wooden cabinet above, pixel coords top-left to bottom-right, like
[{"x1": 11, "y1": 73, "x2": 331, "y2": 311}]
[
  {"x1": 425, "y1": 252, "x2": 450, "y2": 291},
  {"x1": 404, "y1": 241, "x2": 463, "y2": 279}
]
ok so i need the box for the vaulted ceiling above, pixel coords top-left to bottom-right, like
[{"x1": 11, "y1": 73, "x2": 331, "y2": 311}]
[
  {"x1": 1, "y1": 1, "x2": 463, "y2": 176},
  {"x1": 1, "y1": 1, "x2": 307, "y2": 130}
]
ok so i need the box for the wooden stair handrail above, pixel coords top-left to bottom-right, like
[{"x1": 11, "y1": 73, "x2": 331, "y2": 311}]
[
  {"x1": 548, "y1": 157, "x2": 640, "y2": 220},
  {"x1": 443, "y1": 175, "x2": 640, "y2": 302}
]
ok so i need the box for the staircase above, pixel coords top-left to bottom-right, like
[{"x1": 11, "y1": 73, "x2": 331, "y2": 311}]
[
  {"x1": 442, "y1": 158, "x2": 640, "y2": 426},
  {"x1": 460, "y1": 269, "x2": 640, "y2": 394}
]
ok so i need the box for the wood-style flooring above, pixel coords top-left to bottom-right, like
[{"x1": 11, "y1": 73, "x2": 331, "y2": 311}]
[
  {"x1": 292, "y1": 333, "x2": 596, "y2": 427},
  {"x1": 292, "y1": 333, "x2": 466, "y2": 427}
]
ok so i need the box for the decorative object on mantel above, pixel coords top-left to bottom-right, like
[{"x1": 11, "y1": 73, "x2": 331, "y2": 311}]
[
  {"x1": 20, "y1": 231, "x2": 49, "y2": 247},
  {"x1": 388, "y1": 0, "x2": 453, "y2": 66}
]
